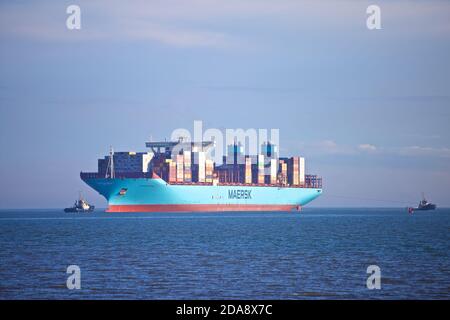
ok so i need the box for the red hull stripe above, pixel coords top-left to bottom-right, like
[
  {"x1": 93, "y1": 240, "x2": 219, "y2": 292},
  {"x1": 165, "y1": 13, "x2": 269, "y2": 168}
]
[{"x1": 106, "y1": 204, "x2": 299, "y2": 213}]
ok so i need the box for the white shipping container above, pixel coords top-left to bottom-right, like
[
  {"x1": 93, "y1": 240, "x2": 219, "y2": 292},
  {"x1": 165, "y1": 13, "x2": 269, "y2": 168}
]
[
  {"x1": 270, "y1": 159, "x2": 277, "y2": 184},
  {"x1": 198, "y1": 152, "x2": 206, "y2": 182},
  {"x1": 299, "y1": 157, "x2": 305, "y2": 186},
  {"x1": 142, "y1": 152, "x2": 153, "y2": 172}
]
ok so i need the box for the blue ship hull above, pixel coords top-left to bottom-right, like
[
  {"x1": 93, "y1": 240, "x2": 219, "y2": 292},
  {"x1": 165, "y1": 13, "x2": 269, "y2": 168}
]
[{"x1": 82, "y1": 176, "x2": 322, "y2": 212}]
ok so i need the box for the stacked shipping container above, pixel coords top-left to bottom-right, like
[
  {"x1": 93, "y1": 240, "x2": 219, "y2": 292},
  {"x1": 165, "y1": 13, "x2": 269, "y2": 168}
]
[
  {"x1": 197, "y1": 151, "x2": 206, "y2": 183},
  {"x1": 299, "y1": 157, "x2": 305, "y2": 186},
  {"x1": 104, "y1": 143, "x2": 313, "y2": 187},
  {"x1": 205, "y1": 159, "x2": 214, "y2": 183},
  {"x1": 257, "y1": 154, "x2": 265, "y2": 184},
  {"x1": 168, "y1": 159, "x2": 176, "y2": 183},
  {"x1": 176, "y1": 154, "x2": 184, "y2": 182},
  {"x1": 183, "y1": 151, "x2": 192, "y2": 182},
  {"x1": 245, "y1": 156, "x2": 252, "y2": 184},
  {"x1": 98, "y1": 152, "x2": 153, "y2": 176},
  {"x1": 279, "y1": 159, "x2": 288, "y2": 185},
  {"x1": 288, "y1": 156, "x2": 299, "y2": 185},
  {"x1": 270, "y1": 159, "x2": 277, "y2": 184}
]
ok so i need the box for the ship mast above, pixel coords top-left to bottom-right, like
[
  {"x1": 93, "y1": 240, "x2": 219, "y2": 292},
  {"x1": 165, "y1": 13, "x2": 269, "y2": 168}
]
[
  {"x1": 110, "y1": 146, "x2": 115, "y2": 179},
  {"x1": 106, "y1": 146, "x2": 115, "y2": 179}
]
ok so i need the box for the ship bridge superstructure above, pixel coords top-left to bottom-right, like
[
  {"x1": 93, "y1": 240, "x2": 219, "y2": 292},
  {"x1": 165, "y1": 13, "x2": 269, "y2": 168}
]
[{"x1": 145, "y1": 139, "x2": 215, "y2": 158}]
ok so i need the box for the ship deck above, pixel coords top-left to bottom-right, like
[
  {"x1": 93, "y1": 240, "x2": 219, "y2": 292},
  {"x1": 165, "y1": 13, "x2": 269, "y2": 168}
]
[{"x1": 80, "y1": 172, "x2": 322, "y2": 189}]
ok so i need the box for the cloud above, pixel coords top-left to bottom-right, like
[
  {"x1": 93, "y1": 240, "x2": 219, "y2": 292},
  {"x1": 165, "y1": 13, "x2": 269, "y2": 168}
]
[
  {"x1": 119, "y1": 23, "x2": 231, "y2": 48},
  {"x1": 307, "y1": 140, "x2": 357, "y2": 155},
  {"x1": 306, "y1": 140, "x2": 377, "y2": 156},
  {"x1": 307, "y1": 141, "x2": 378, "y2": 156},
  {"x1": 304, "y1": 140, "x2": 450, "y2": 159},
  {"x1": 401, "y1": 133, "x2": 441, "y2": 140},
  {"x1": 4, "y1": 18, "x2": 232, "y2": 48},
  {"x1": 358, "y1": 144, "x2": 377, "y2": 152},
  {"x1": 0, "y1": 1, "x2": 238, "y2": 48},
  {"x1": 1, "y1": 0, "x2": 449, "y2": 48},
  {"x1": 397, "y1": 146, "x2": 450, "y2": 158}
]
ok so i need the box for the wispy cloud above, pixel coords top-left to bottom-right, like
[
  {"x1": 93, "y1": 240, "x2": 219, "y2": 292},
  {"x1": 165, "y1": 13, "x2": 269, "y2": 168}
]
[
  {"x1": 401, "y1": 133, "x2": 441, "y2": 140},
  {"x1": 5, "y1": 19, "x2": 233, "y2": 48},
  {"x1": 307, "y1": 140, "x2": 358, "y2": 155},
  {"x1": 0, "y1": 1, "x2": 239, "y2": 48},
  {"x1": 1, "y1": 0, "x2": 449, "y2": 47},
  {"x1": 118, "y1": 23, "x2": 232, "y2": 48},
  {"x1": 358, "y1": 144, "x2": 377, "y2": 153},
  {"x1": 303, "y1": 140, "x2": 450, "y2": 158},
  {"x1": 397, "y1": 146, "x2": 450, "y2": 158}
]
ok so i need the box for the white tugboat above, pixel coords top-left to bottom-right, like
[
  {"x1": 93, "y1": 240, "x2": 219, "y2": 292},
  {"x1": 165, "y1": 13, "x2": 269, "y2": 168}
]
[
  {"x1": 64, "y1": 192, "x2": 95, "y2": 213},
  {"x1": 415, "y1": 193, "x2": 436, "y2": 211},
  {"x1": 408, "y1": 193, "x2": 436, "y2": 213}
]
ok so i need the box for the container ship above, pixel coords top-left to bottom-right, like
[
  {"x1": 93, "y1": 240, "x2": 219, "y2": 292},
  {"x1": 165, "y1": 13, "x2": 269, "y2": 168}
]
[{"x1": 81, "y1": 139, "x2": 322, "y2": 212}]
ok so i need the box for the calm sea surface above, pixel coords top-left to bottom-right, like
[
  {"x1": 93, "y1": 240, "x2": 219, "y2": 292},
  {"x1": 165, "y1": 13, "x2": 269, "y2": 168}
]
[{"x1": 0, "y1": 208, "x2": 449, "y2": 299}]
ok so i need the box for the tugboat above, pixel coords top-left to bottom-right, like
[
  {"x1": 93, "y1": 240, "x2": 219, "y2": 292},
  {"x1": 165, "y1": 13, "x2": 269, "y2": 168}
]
[
  {"x1": 411, "y1": 193, "x2": 436, "y2": 212},
  {"x1": 64, "y1": 193, "x2": 95, "y2": 213}
]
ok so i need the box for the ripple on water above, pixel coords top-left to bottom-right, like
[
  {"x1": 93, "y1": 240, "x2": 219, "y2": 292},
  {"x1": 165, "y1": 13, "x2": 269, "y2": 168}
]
[{"x1": 0, "y1": 208, "x2": 449, "y2": 299}]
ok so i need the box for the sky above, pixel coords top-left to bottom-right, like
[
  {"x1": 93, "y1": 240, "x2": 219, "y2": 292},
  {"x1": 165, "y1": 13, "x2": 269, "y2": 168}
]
[{"x1": 0, "y1": 0, "x2": 449, "y2": 208}]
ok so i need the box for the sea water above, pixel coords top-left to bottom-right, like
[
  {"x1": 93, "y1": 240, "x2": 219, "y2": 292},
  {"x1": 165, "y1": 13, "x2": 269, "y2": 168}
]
[{"x1": 0, "y1": 208, "x2": 448, "y2": 299}]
